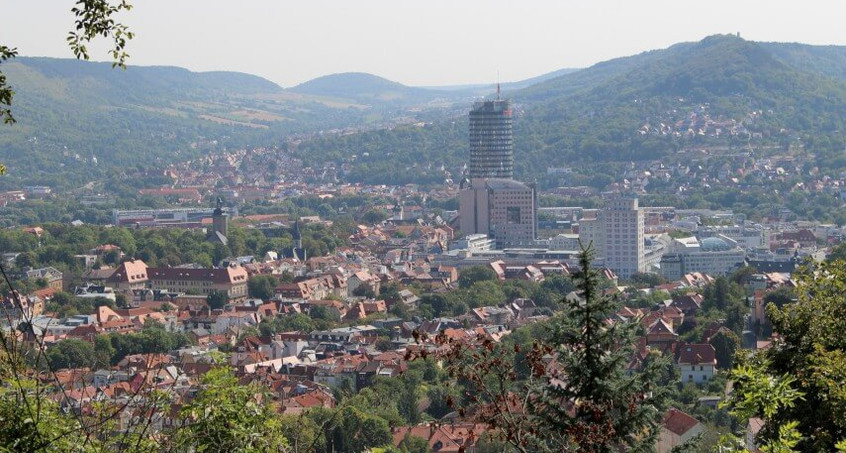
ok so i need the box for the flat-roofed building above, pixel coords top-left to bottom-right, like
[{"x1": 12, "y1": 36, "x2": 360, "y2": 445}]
[
  {"x1": 603, "y1": 197, "x2": 646, "y2": 278},
  {"x1": 459, "y1": 178, "x2": 537, "y2": 248}
]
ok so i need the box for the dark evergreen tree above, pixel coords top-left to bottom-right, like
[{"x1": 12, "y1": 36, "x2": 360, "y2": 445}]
[
  {"x1": 524, "y1": 244, "x2": 666, "y2": 452},
  {"x1": 431, "y1": 245, "x2": 667, "y2": 453}
]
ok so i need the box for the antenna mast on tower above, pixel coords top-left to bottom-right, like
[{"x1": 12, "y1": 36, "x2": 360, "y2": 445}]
[{"x1": 496, "y1": 70, "x2": 501, "y2": 100}]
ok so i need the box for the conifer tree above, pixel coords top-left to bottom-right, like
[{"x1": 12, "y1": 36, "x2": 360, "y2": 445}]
[
  {"x1": 430, "y1": 244, "x2": 666, "y2": 453},
  {"x1": 524, "y1": 244, "x2": 666, "y2": 452}
]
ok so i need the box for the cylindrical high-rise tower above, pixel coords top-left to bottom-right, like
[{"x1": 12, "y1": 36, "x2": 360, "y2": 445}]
[{"x1": 469, "y1": 99, "x2": 513, "y2": 179}]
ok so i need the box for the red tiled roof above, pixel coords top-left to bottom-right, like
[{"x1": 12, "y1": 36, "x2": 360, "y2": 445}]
[
  {"x1": 662, "y1": 408, "x2": 700, "y2": 436},
  {"x1": 677, "y1": 344, "x2": 716, "y2": 365},
  {"x1": 147, "y1": 265, "x2": 247, "y2": 284}
]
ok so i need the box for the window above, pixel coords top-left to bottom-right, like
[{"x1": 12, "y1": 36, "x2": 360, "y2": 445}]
[{"x1": 507, "y1": 207, "x2": 521, "y2": 224}]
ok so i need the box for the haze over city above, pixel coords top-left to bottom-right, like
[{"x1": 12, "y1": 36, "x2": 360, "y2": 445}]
[
  {"x1": 1, "y1": 2, "x2": 846, "y2": 452},
  {"x1": 4, "y1": 0, "x2": 845, "y2": 87}
]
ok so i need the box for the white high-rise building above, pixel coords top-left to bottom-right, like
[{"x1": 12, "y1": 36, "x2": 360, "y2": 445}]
[{"x1": 602, "y1": 197, "x2": 645, "y2": 278}]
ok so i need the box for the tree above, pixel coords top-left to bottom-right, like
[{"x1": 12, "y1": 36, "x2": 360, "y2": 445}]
[
  {"x1": 277, "y1": 312, "x2": 316, "y2": 332},
  {"x1": 762, "y1": 286, "x2": 795, "y2": 310},
  {"x1": 115, "y1": 292, "x2": 128, "y2": 308},
  {"x1": 309, "y1": 305, "x2": 341, "y2": 323},
  {"x1": 352, "y1": 283, "x2": 377, "y2": 299},
  {"x1": 425, "y1": 384, "x2": 458, "y2": 419},
  {"x1": 362, "y1": 209, "x2": 388, "y2": 225},
  {"x1": 47, "y1": 338, "x2": 96, "y2": 370},
  {"x1": 206, "y1": 289, "x2": 228, "y2": 310},
  {"x1": 308, "y1": 406, "x2": 393, "y2": 453},
  {"x1": 627, "y1": 272, "x2": 668, "y2": 288},
  {"x1": 709, "y1": 329, "x2": 740, "y2": 369},
  {"x1": 397, "y1": 372, "x2": 422, "y2": 425},
  {"x1": 247, "y1": 274, "x2": 278, "y2": 300},
  {"x1": 429, "y1": 244, "x2": 666, "y2": 453},
  {"x1": 398, "y1": 434, "x2": 431, "y2": 453},
  {"x1": 828, "y1": 242, "x2": 846, "y2": 263},
  {"x1": 174, "y1": 367, "x2": 290, "y2": 453},
  {"x1": 702, "y1": 276, "x2": 744, "y2": 311},
  {"x1": 730, "y1": 264, "x2": 758, "y2": 286},
  {"x1": 374, "y1": 337, "x2": 394, "y2": 352},
  {"x1": 724, "y1": 299, "x2": 748, "y2": 335},
  {"x1": 457, "y1": 265, "x2": 498, "y2": 288},
  {"x1": 728, "y1": 259, "x2": 846, "y2": 452},
  {"x1": 93, "y1": 335, "x2": 116, "y2": 368},
  {"x1": 417, "y1": 293, "x2": 452, "y2": 317},
  {"x1": 721, "y1": 362, "x2": 805, "y2": 453},
  {"x1": 0, "y1": 362, "x2": 93, "y2": 452}
]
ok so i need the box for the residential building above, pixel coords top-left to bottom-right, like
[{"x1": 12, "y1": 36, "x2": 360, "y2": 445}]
[
  {"x1": 657, "y1": 408, "x2": 704, "y2": 453},
  {"x1": 677, "y1": 344, "x2": 717, "y2": 384},
  {"x1": 26, "y1": 267, "x2": 63, "y2": 290},
  {"x1": 603, "y1": 197, "x2": 646, "y2": 278},
  {"x1": 105, "y1": 260, "x2": 149, "y2": 292},
  {"x1": 147, "y1": 264, "x2": 248, "y2": 301}
]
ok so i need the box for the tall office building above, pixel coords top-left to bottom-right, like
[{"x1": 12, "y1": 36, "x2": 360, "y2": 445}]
[
  {"x1": 460, "y1": 94, "x2": 536, "y2": 248},
  {"x1": 603, "y1": 197, "x2": 646, "y2": 278},
  {"x1": 469, "y1": 99, "x2": 513, "y2": 179}
]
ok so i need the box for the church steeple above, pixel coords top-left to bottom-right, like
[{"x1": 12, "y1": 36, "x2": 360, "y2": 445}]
[
  {"x1": 292, "y1": 219, "x2": 302, "y2": 249},
  {"x1": 209, "y1": 197, "x2": 229, "y2": 245},
  {"x1": 285, "y1": 219, "x2": 306, "y2": 261}
]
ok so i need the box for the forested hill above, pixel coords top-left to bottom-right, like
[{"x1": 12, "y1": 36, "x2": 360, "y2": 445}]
[
  {"x1": 293, "y1": 35, "x2": 846, "y2": 186},
  {"x1": 290, "y1": 72, "x2": 446, "y2": 105},
  {"x1": 0, "y1": 58, "x2": 287, "y2": 189},
  {"x1": 1, "y1": 36, "x2": 844, "y2": 190},
  {"x1": 0, "y1": 58, "x2": 457, "y2": 189},
  {"x1": 14, "y1": 57, "x2": 284, "y2": 96}
]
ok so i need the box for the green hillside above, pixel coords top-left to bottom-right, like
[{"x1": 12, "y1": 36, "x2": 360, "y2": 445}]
[
  {"x1": 516, "y1": 35, "x2": 846, "y2": 169},
  {"x1": 290, "y1": 72, "x2": 446, "y2": 105},
  {"x1": 293, "y1": 35, "x2": 846, "y2": 185},
  {"x1": 760, "y1": 42, "x2": 846, "y2": 82},
  {"x1": 1, "y1": 36, "x2": 844, "y2": 190},
  {"x1": 0, "y1": 58, "x2": 415, "y2": 189}
]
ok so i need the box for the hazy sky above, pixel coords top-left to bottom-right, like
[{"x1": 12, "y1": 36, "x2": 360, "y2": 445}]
[{"x1": 3, "y1": 0, "x2": 844, "y2": 88}]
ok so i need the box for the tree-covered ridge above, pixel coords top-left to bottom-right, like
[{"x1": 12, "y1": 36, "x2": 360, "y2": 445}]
[
  {"x1": 290, "y1": 72, "x2": 446, "y2": 105},
  {"x1": 760, "y1": 41, "x2": 846, "y2": 82},
  {"x1": 292, "y1": 35, "x2": 846, "y2": 185},
  {"x1": 0, "y1": 58, "x2": 459, "y2": 190}
]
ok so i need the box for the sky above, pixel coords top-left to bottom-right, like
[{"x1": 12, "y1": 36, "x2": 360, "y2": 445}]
[{"x1": 2, "y1": 0, "x2": 845, "y2": 88}]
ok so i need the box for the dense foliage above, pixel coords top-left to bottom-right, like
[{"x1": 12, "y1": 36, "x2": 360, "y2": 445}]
[
  {"x1": 427, "y1": 246, "x2": 666, "y2": 452},
  {"x1": 734, "y1": 259, "x2": 846, "y2": 451},
  {"x1": 0, "y1": 222, "x2": 350, "y2": 279}
]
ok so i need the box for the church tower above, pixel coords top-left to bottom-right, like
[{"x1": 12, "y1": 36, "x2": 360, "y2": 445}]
[{"x1": 209, "y1": 197, "x2": 229, "y2": 245}]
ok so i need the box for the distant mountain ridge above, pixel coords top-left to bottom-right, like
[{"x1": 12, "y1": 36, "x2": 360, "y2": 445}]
[
  {"x1": 290, "y1": 72, "x2": 436, "y2": 103},
  {"x1": 1, "y1": 35, "x2": 844, "y2": 190},
  {"x1": 289, "y1": 68, "x2": 583, "y2": 102},
  {"x1": 0, "y1": 58, "x2": 370, "y2": 189},
  {"x1": 13, "y1": 57, "x2": 284, "y2": 96},
  {"x1": 293, "y1": 35, "x2": 846, "y2": 185}
]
